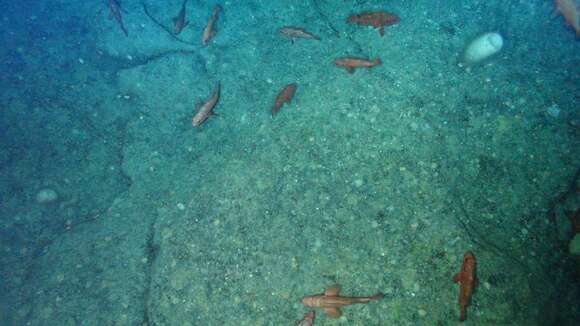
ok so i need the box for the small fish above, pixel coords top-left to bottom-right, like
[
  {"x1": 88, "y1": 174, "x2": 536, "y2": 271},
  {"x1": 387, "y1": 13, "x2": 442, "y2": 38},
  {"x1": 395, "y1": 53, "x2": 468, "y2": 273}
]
[
  {"x1": 173, "y1": 0, "x2": 189, "y2": 35},
  {"x1": 278, "y1": 26, "x2": 321, "y2": 43},
  {"x1": 296, "y1": 311, "x2": 315, "y2": 326},
  {"x1": 554, "y1": 0, "x2": 580, "y2": 37},
  {"x1": 108, "y1": 0, "x2": 128, "y2": 37},
  {"x1": 347, "y1": 11, "x2": 400, "y2": 36},
  {"x1": 453, "y1": 251, "x2": 478, "y2": 322},
  {"x1": 271, "y1": 83, "x2": 297, "y2": 117},
  {"x1": 334, "y1": 57, "x2": 381, "y2": 74},
  {"x1": 202, "y1": 5, "x2": 222, "y2": 45},
  {"x1": 301, "y1": 284, "x2": 384, "y2": 318},
  {"x1": 192, "y1": 83, "x2": 220, "y2": 127}
]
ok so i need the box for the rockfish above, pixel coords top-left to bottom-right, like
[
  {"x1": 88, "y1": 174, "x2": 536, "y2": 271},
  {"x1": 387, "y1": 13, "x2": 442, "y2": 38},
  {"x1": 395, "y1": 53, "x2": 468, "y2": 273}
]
[
  {"x1": 334, "y1": 57, "x2": 381, "y2": 74},
  {"x1": 192, "y1": 83, "x2": 220, "y2": 127},
  {"x1": 301, "y1": 284, "x2": 384, "y2": 318},
  {"x1": 347, "y1": 11, "x2": 400, "y2": 36},
  {"x1": 202, "y1": 5, "x2": 222, "y2": 45},
  {"x1": 271, "y1": 83, "x2": 297, "y2": 117},
  {"x1": 278, "y1": 26, "x2": 321, "y2": 43},
  {"x1": 453, "y1": 251, "x2": 478, "y2": 322}
]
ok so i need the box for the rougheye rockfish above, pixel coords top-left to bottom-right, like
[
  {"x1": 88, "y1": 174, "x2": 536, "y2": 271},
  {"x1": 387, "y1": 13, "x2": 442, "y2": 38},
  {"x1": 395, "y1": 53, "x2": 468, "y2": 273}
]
[
  {"x1": 301, "y1": 284, "x2": 384, "y2": 318},
  {"x1": 453, "y1": 251, "x2": 478, "y2": 322}
]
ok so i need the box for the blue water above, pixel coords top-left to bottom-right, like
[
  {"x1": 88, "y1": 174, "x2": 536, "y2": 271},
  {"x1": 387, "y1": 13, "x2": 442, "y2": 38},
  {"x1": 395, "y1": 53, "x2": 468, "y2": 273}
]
[{"x1": 1, "y1": 0, "x2": 579, "y2": 325}]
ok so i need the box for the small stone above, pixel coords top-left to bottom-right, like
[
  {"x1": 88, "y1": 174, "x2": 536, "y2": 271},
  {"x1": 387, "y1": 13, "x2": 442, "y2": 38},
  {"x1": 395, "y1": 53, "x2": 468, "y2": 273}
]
[
  {"x1": 418, "y1": 309, "x2": 427, "y2": 317},
  {"x1": 36, "y1": 188, "x2": 59, "y2": 204}
]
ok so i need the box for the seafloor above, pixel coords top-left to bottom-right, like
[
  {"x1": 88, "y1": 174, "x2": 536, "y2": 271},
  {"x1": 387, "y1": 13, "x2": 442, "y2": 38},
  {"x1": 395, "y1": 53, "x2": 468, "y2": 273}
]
[{"x1": 0, "y1": 0, "x2": 579, "y2": 325}]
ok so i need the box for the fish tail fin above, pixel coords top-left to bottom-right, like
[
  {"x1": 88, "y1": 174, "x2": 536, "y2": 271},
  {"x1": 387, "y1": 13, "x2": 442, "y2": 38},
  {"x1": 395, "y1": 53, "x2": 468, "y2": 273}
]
[
  {"x1": 370, "y1": 292, "x2": 384, "y2": 301},
  {"x1": 459, "y1": 307, "x2": 466, "y2": 321},
  {"x1": 373, "y1": 58, "x2": 382, "y2": 65}
]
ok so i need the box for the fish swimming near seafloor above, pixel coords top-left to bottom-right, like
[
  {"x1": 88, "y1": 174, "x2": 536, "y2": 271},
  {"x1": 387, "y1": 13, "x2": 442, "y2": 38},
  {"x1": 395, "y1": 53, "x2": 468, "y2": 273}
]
[
  {"x1": 453, "y1": 251, "x2": 478, "y2": 322},
  {"x1": 173, "y1": 0, "x2": 189, "y2": 34},
  {"x1": 347, "y1": 11, "x2": 400, "y2": 36},
  {"x1": 334, "y1": 57, "x2": 381, "y2": 74},
  {"x1": 301, "y1": 284, "x2": 384, "y2": 318},
  {"x1": 202, "y1": 5, "x2": 222, "y2": 45},
  {"x1": 271, "y1": 83, "x2": 297, "y2": 117},
  {"x1": 192, "y1": 83, "x2": 220, "y2": 127},
  {"x1": 278, "y1": 26, "x2": 321, "y2": 43},
  {"x1": 108, "y1": 0, "x2": 128, "y2": 36}
]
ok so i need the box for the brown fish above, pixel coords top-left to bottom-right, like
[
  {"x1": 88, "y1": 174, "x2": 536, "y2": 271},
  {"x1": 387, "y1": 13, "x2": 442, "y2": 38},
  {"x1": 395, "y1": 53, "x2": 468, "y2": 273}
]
[
  {"x1": 347, "y1": 11, "x2": 400, "y2": 36},
  {"x1": 296, "y1": 311, "x2": 315, "y2": 326},
  {"x1": 192, "y1": 83, "x2": 220, "y2": 127},
  {"x1": 301, "y1": 284, "x2": 384, "y2": 318},
  {"x1": 173, "y1": 0, "x2": 189, "y2": 34},
  {"x1": 334, "y1": 57, "x2": 381, "y2": 74},
  {"x1": 453, "y1": 251, "x2": 478, "y2": 322},
  {"x1": 202, "y1": 5, "x2": 222, "y2": 45},
  {"x1": 271, "y1": 83, "x2": 297, "y2": 117},
  {"x1": 108, "y1": 0, "x2": 128, "y2": 36},
  {"x1": 278, "y1": 26, "x2": 321, "y2": 43}
]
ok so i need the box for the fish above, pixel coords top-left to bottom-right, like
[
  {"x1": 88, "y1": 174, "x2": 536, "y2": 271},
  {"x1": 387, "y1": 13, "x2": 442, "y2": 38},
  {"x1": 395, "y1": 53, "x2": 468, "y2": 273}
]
[
  {"x1": 554, "y1": 0, "x2": 580, "y2": 37},
  {"x1": 192, "y1": 83, "x2": 220, "y2": 127},
  {"x1": 278, "y1": 26, "x2": 321, "y2": 43},
  {"x1": 202, "y1": 5, "x2": 222, "y2": 45},
  {"x1": 271, "y1": 83, "x2": 297, "y2": 117},
  {"x1": 296, "y1": 311, "x2": 315, "y2": 326},
  {"x1": 334, "y1": 57, "x2": 381, "y2": 74},
  {"x1": 301, "y1": 284, "x2": 384, "y2": 318},
  {"x1": 453, "y1": 251, "x2": 478, "y2": 322},
  {"x1": 347, "y1": 11, "x2": 400, "y2": 36},
  {"x1": 108, "y1": 0, "x2": 128, "y2": 37},
  {"x1": 173, "y1": 0, "x2": 189, "y2": 35}
]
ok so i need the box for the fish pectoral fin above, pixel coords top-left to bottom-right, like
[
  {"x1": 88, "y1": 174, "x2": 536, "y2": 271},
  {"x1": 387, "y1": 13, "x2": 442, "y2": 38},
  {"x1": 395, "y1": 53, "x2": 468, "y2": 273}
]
[
  {"x1": 379, "y1": 27, "x2": 385, "y2": 36},
  {"x1": 324, "y1": 307, "x2": 342, "y2": 318},
  {"x1": 325, "y1": 284, "x2": 341, "y2": 297},
  {"x1": 346, "y1": 67, "x2": 354, "y2": 74},
  {"x1": 453, "y1": 272, "x2": 461, "y2": 283}
]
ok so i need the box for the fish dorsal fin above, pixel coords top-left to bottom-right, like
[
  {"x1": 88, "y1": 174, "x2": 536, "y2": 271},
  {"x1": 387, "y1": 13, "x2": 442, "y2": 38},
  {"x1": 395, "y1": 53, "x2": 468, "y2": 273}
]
[
  {"x1": 325, "y1": 284, "x2": 341, "y2": 297},
  {"x1": 324, "y1": 307, "x2": 342, "y2": 318}
]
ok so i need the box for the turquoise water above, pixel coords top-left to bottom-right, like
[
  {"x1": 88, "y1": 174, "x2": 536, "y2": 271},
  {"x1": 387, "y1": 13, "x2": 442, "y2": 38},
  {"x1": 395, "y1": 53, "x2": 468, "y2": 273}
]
[{"x1": 0, "y1": 0, "x2": 579, "y2": 325}]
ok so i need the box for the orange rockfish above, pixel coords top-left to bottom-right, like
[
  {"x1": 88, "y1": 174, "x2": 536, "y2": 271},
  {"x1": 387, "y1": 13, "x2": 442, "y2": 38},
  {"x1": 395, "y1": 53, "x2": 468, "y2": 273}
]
[
  {"x1": 108, "y1": 0, "x2": 128, "y2": 36},
  {"x1": 202, "y1": 5, "x2": 222, "y2": 45},
  {"x1": 192, "y1": 83, "x2": 220, "y2": 127},
  {"x1": 278, "y1": 26, "x2": 321, "y2": 43},
  {"x1": 334, "y1": 57, "x2": 381, "y2": 74},
  {"x1": 296, "y1": 311, "x2": 315, "y2": 326},
  {"x1": 453, "y1": 251, "x2": 478, "y2": 322},
  {"x1": 301, "y1": 284, "x2": 384, "y2": 318},
  {"x1": 173, "y1": 0, "x2": 189, "y2": 34},
  {"x1": 347, "y1": 11, "x2": 400, "y2": 36},
  {"x1": 271, "y1": 83, "x2": 297, "y2": 117}
]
